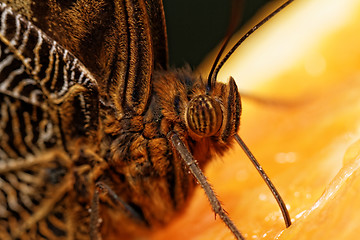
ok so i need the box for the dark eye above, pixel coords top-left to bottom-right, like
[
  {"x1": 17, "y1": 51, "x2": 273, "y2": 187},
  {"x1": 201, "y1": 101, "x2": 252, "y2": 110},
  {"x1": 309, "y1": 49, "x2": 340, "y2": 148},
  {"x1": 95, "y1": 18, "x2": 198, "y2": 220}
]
[{"x1": 185, "y1": 95, "x2": 223, "y2": 137}]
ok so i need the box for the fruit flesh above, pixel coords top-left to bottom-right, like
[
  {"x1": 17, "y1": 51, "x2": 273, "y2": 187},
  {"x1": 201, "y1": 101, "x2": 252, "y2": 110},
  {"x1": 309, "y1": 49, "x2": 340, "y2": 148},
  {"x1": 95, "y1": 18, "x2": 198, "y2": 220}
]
[{"x1": 151, "y1": 0, "x2": 360, "y2": 239}]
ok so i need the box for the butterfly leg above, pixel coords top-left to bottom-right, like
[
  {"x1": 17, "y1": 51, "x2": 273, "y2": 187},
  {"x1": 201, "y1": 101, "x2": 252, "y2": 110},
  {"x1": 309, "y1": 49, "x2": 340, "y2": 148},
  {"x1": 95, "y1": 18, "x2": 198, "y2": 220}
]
[
  {"x1": 168, "y1": 131, "x2": 245, "y2": 240},
  {"x1": 89, "y1": 181, "x2": 148, "y2": 240}
]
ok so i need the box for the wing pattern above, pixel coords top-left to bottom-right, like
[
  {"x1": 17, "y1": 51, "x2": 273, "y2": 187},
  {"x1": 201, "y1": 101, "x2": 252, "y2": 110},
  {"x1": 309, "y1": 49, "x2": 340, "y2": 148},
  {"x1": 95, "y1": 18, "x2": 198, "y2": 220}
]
[
  {"x1": 0, "y1": 0, "x2": 173, "y2": 238},
  {"x1": 0, "y1": 3, "x2": 99, "y2": 239}
]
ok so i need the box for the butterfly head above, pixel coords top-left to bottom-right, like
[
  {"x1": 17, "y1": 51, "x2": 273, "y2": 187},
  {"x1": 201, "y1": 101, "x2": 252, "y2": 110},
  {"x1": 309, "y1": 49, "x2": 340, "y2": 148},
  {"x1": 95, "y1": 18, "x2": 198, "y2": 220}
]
[
  {"x1": 185, "y1": 94, "x2": 222, "y2": 137},
  {"x1": 185, "y1": 76, "x2": 241, "y2": 144}
]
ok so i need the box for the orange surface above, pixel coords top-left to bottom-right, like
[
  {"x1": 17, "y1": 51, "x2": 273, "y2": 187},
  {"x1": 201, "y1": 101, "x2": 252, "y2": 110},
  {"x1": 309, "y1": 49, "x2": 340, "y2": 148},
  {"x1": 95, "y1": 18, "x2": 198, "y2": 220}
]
[{"x1": 150, "y1": 0, "x2": 360, "y2": 239}]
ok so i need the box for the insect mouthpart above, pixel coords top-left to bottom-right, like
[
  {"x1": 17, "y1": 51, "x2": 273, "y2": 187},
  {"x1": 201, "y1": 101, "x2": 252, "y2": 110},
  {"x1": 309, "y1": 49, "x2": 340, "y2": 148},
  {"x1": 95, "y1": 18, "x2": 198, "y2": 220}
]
[{"x1": 185, "y1": 95, "x2": 223, "y2": 138}]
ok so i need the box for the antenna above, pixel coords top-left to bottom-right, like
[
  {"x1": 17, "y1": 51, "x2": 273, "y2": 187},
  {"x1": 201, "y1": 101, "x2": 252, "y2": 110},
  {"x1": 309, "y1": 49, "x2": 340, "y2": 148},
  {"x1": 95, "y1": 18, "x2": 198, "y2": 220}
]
[
  {"x1": 235, "y1": 134, "x2": 292, "y2": 227},
  {"x1": 209, "y1": 0, "x2": 294, "y2": 85},
  {"x1": 208, "y1": 0, "x2": 295, "y2": 228},
  {"x1": 207, "y1": 0, "x2": 243, "y2": 93}
]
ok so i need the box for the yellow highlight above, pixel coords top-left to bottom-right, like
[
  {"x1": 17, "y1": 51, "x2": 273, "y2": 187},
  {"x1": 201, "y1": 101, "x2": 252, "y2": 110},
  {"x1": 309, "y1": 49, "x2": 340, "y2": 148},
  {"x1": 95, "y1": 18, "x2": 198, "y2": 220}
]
[{"x1": 152, "y1": 0, "x2": 360, "y2": 239}]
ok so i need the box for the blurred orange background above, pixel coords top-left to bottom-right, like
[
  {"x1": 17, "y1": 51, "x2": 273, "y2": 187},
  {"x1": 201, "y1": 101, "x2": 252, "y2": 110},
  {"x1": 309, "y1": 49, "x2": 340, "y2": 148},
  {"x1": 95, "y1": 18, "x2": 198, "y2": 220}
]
[{"x1": 151, "y1": 0, "x2": 360, "y2": 239}]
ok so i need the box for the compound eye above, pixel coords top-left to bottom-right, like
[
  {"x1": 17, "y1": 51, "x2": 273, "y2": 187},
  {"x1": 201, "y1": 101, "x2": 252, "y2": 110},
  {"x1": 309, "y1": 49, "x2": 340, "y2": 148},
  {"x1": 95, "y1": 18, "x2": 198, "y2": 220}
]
[{"x1": 185, "y1": 95, "x2": 223, "y2": 137}]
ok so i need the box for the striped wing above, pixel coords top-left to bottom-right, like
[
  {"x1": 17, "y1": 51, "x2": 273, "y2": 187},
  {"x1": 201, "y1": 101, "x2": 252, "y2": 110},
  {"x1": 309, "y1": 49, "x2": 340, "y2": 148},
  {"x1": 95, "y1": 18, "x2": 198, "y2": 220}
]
[
  {"x1": 0, "y1": 3, "x2": 99, "y2": 239},
  {"x1": 4, "y1": 0, "x2": 169, "y2": 116}
]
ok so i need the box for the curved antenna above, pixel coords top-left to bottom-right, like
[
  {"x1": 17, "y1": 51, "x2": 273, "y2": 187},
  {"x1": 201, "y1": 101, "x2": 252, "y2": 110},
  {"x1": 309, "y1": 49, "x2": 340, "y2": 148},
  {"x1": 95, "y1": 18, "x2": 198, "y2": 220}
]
[
  {"x1": 234, "y1": 134, "x2": 292, "y2": 228},
  {"x1": 211, "y1": 0, "x2": 294, "y2": 85},
  {"x1": 207, "y1": 0, "x2": 243, "y2": 93}
]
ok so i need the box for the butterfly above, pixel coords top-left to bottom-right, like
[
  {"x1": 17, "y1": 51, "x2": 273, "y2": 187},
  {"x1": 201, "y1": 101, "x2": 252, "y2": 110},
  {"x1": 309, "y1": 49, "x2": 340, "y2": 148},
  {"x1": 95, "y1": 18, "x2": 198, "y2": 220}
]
[{"x1": 0, "y1": 0, "x2": 292, "y2": 239}]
